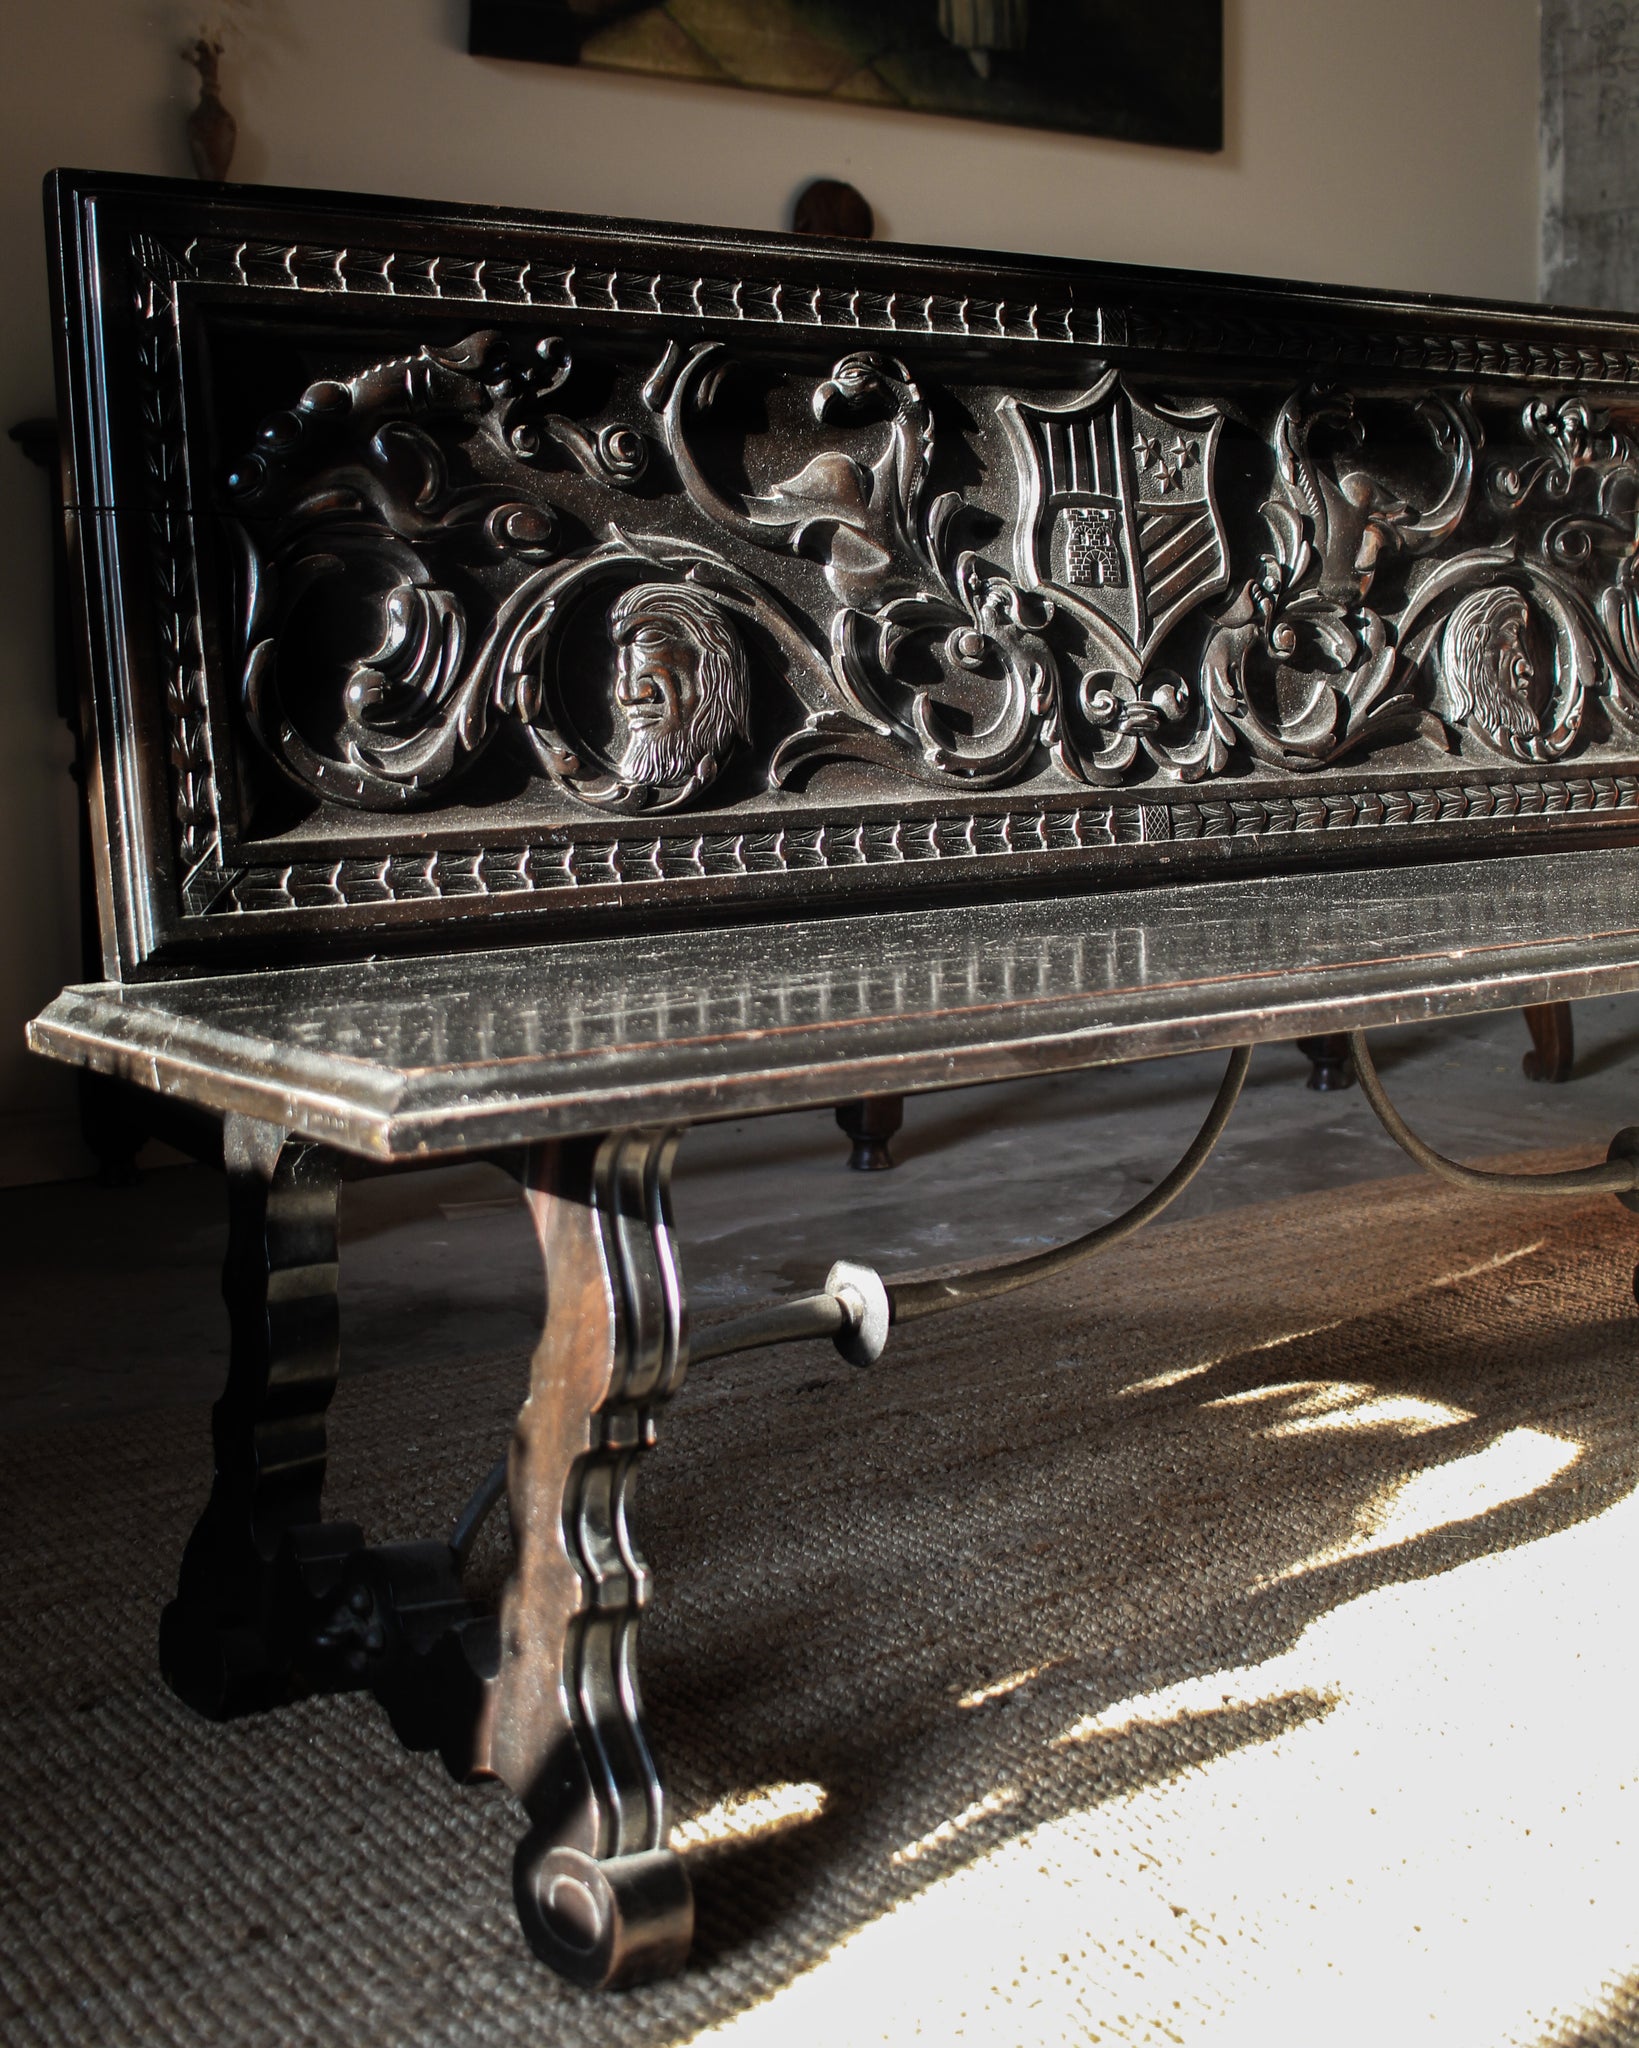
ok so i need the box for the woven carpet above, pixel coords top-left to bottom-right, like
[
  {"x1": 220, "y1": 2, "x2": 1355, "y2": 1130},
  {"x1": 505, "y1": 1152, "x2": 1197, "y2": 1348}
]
[{"x1": 4, "y1": 1164, "x2": 1639, "y2": 2046}]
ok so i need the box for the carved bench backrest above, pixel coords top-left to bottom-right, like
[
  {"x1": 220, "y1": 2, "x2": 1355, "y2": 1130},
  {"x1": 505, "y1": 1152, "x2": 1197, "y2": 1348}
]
[{"x1": 49, "y1": 170, "x2": 1639, "y2": 978}]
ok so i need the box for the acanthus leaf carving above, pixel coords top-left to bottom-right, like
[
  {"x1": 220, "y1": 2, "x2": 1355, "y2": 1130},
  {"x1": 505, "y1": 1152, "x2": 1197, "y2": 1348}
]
[
  {"x1": 218, "y1": 317, "x2": 1639, "y2": 823},
  {"x1": 647, "y1": 340, "x2": 1069, "y2": 791},
  {"x1": 1198, "y1": 388, "x2": 1483, "y2": 774},
  {"x1": 227, "y1": 330, "x2": 809, "y2": 813}
]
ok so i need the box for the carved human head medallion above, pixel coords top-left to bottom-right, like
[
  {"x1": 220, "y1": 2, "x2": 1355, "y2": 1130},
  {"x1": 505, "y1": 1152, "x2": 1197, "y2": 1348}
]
[
  {"x1": 607, "y1": 582, "x2": 751, "y2": 796},
  {"x1": 1440, "y1": 585, "x2": 1542, "y2": 745}
]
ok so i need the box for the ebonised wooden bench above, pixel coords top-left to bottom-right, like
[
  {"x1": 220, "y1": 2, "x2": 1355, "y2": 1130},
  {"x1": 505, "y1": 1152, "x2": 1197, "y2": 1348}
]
[{"x1": 27, "y1": 169, "x2": 1639, "y2": 1989}]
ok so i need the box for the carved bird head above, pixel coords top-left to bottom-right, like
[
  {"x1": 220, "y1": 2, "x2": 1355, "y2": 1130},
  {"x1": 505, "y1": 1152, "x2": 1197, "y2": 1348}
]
[{"x1": 813, "y1": 352, "x2": 905, "y2": 421}]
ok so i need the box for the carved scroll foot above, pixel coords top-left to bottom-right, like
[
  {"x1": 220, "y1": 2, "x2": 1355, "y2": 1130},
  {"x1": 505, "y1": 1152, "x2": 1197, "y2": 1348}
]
[
  {"x1": 514, "y1": 1840, "x2": 693, "y2": 1989},
  {"x1": 1523, "y1": 1001, "x2": 1575, "y2": 1083},
  {"x1": 477, "y1": 1129, "x2": 695, "y2": 1988},
  {"x1": 161, "y1": 1115, "x2": 355, "y2": 1718}
]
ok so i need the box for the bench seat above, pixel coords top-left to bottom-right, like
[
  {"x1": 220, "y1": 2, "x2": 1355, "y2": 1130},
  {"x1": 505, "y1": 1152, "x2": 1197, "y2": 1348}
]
[{"x1": 31, "y1": 846, "x2": 1639, "y2": 1159}]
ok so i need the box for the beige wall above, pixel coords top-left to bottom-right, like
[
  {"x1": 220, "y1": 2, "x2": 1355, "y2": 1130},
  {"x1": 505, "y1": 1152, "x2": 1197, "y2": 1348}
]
[{"x1": 0, "y1": 0, "x2": 1540, "y2": 1180}]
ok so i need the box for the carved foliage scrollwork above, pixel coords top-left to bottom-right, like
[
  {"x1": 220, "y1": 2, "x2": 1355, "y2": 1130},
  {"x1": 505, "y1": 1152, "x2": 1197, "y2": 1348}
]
[
  {"x1": 1197, "y1": 390, "x2": 1478, "y2": 775},
  {"x1": 226, "y1": 329, "x2": 800, "y2": 813},
  {"x1": 221, "y1": 313, "x2": 1639, "y2": 820},
  {"x1": 645, "y1": 339, "x2": 1065, "y2": 790},
  {"x1": 1394, "y1": 392, "x2": 1639, "y2": 763},
  {"x1": 1195, "y1": 383, "x2": 1639, "y2": 770}
]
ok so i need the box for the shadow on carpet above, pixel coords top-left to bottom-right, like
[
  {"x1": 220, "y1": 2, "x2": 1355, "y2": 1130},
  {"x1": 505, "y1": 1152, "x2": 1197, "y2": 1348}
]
[{"x1": 3, "y1": 1164, "x2": 1638, "y2": 2046}]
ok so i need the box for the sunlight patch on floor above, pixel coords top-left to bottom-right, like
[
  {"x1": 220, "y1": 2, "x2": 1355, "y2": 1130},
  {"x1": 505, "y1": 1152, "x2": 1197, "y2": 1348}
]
[
  {"x1": 1118, "y1": 1316, "x2": 1356, "y2": 1398},
  {"x1": 957, "y1": 1659, "x2": 1069, "y2": 1709},
  {"x1": 674, "y1": 1781, "x2": 828, "y2": 1854},
  {"x1": 688, "y1": 1477, "x2": 1639, "y2": 2047},
  {"x1": 1051, "y1": 1677, "x2": 1337, "y2": 1753},
  {"x1": 1265, "y1": 1426, "x2": 1584, "y2": 1585},
  {"x1": 1117, "y1": 1239, "x2": 1544, "y2": 1402},
  {"x1": 1265, "y1": 1390, "x2": 1476, "y2": 1437},
  {"x1": 890, "y1": 1785, "x2": 1021, "y2": 1869},
  {"x1": 1203, "y1": 1378, "x2": 1476, "y2": 1437},
  {"x1": 1427, "y1": 1239, "x2": 1547, "y2": 1289},
  {"x1": 1363, "y1": 1427, "x2": 1582, "y2": 1548}
]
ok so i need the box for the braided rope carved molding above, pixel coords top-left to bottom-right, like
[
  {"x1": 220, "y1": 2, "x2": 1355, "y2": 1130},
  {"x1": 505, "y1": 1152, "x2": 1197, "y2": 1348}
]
[{"x1": 208, "y1": 773, "x2": 1639, "y2": 917}]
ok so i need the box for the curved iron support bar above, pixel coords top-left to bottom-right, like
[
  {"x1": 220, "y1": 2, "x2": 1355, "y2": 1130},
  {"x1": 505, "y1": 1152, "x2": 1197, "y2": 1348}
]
[
  {"x1": 695, "y1": 1042, "x2": 1253, "y2": 1354},
  {"x1": 447, "y1": 1046, "x2": 1254, "y2": 1564},
  {"x1": 888, "y1": 1043, "x2": 1253, "y2": 1322},
  {"x1": 450, "y1": 1459, "x2": 507, "y2": 1570},
  {"x1": 1347, "y1": 1030, "x2": 1639, "y2": 1197},
  {"x1": 689, "y1": 1291, "x2": 849, "y2": 1362}
]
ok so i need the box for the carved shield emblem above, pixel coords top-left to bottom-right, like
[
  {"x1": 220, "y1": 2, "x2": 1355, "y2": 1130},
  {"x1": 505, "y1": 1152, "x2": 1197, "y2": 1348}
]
[{"x1": 1000, "y1": 373, "x2": 1228, "y2": 677}]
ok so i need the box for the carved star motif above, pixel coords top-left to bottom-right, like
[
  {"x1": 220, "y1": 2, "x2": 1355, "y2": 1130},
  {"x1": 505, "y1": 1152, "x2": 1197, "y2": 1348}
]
[
  {"x1": 1132, "y1": 431, "x2": 1163, "y2": 475},
  {"x1": 1165, "y1": 434, "x2": 1199, "y2": 481}
]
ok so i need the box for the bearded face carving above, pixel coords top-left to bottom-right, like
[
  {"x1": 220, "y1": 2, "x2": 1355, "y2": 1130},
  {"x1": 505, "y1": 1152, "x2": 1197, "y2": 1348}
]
[
  {"x1": 608, "y1": 583, "x2": 751, "y2": 796},
  {"x1": 1439, "y1": 585, "x2": 1542, "y2": 746}
]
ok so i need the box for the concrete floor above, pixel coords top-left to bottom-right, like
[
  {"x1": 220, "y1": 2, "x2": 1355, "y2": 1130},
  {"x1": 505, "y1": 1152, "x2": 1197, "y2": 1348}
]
[{"x1": 5, "y1": 999, "x2": 1639, "y2": 1436}]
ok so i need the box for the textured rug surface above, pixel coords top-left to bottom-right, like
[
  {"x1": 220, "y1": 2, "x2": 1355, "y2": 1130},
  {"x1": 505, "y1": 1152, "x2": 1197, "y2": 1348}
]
[{"x1": 4, "y1": 1164, "x2": 1639, "y2": 2047}]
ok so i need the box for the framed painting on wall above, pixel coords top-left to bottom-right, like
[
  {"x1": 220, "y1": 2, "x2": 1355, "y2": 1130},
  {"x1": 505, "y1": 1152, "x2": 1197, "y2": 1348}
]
[{"x1": 468, "y1": 1, "x2": 1224, "y2": 152}]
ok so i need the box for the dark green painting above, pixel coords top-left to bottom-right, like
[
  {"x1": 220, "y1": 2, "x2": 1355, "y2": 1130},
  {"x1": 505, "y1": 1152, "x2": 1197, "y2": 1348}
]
[{"x1": 469, "y1": 1, "x2": 1223, "y2": 151}]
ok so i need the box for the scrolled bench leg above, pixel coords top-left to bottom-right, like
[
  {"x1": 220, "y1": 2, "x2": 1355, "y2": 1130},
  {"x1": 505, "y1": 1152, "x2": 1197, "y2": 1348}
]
[
  {"x1": 513, "y1": 1840, "x2": 693, "y2": 1989},
  {"x1": 160, "y1": 1115, "x2": 355, "y2": 1718},
  {"x1": 1522, "y1": 1000, "x2": 1575, "y2": 1082},
  {"x1": 478, "y1": 1129, "x2": 694, "y2": 1989},
  {"x1": 1296, "y1": 1033, "x2": 1354, "y2": 1091},
  {"x1": 836, "y1": 1093, "x2": 903, "y2": 1169}
]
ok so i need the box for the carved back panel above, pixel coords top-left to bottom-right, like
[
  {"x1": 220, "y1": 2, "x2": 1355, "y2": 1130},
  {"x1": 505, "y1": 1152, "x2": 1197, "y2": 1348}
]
[{"x1": 49, "y1": 170, "x2": 1639, "y2": 976}]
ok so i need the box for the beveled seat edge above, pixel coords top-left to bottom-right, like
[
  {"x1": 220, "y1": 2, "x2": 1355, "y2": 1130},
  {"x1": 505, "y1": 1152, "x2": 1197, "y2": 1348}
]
[{"x1": 28, "y1": 934, "x2": 1639, "y2": 1161}]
